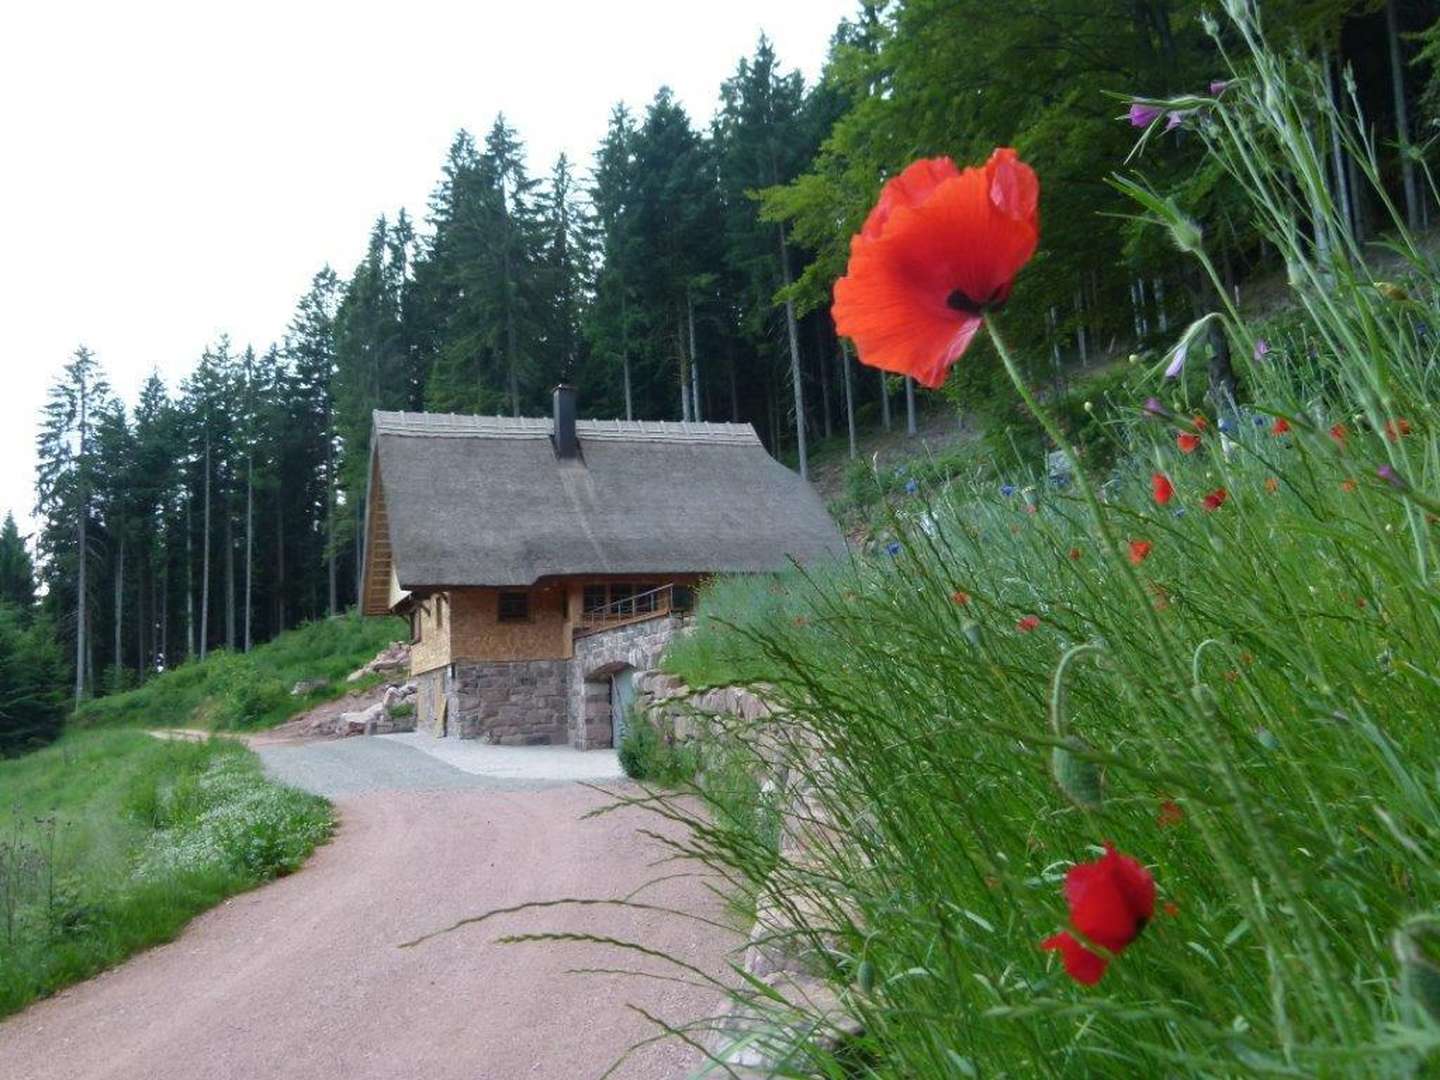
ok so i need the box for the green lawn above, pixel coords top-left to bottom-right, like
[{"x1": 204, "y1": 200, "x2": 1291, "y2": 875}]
[{"x1": 0, "y1": 729, "x2": 331, "y2": 1018}]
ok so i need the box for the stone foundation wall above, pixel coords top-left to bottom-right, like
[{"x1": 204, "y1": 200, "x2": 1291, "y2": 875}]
[
  {"x1": 570, "y1": 615, "x2": 690, "y2": 749},
  {"x1": 414, "y1": 659, "x2": 569, "y2": 744}
]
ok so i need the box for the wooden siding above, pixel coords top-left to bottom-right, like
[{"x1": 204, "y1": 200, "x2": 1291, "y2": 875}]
[
  {"x1": 361, "y1": 456, "x2": 400, "y2": 616},
  {"x1": 450, "y1": 586, "x2": 571, "y2": 662},
  {"x1": 410, "y1": 592, "x2": 452, "y2": 675}
]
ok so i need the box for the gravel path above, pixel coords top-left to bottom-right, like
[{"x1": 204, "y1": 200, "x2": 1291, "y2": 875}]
[{"x1": 1, "y1": 741, "x2": 739, "y2": 1080}]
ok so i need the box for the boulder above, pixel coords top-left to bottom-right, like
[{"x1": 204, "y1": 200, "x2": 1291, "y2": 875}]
[{"x1": 334, "y1": 701, "x2": 385, "y2": 737}]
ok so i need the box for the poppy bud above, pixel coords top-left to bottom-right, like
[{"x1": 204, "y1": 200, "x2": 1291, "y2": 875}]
[
  {"x1": 1394, "y1": 914, "x2": 1440, "y2": 1025},
  {"x1": 1052, "y1": 736, "x2": 1104, "y2": 812},
  {"x1": 962, "y1": 620, "x2": 983, "y2": 650},
  {"x1": 857, "y1": 958, "x2": 876, "y2": 994}
]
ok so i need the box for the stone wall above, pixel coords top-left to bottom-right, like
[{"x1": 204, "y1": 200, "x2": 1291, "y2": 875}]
[
  {"x1": 569, "y1": 614, "x2": 690, "y2": 749},
  {"x1": 413, "y1": 659, "x2": 569, "y2": 744}
]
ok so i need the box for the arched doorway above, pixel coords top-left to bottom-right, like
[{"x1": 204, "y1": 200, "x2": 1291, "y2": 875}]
[{"x1": 581, "y1": 661, "x2": 637, "y2": 749}]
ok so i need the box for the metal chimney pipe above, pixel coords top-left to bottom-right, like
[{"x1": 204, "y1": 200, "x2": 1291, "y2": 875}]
[{"x1": 553, "y1": 384, "x2": 578, "y2": 459}]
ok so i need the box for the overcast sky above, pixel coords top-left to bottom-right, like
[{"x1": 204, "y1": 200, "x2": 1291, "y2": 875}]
[{"x1": 0, "y1": 0, "x2": 855, "y2": 538}]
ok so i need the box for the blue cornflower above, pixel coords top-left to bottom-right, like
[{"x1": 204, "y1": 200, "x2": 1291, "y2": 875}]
[
  {"x1": 1000, "y1": 483, "x2": 1016, "y2": 497},
  {"x1": 1172, "y1": 507, "x2": 1187, "y2": 518},
  {"x1": 1218, "y1": 416, "x2": 1233, "y2": 433},
  {"x1": 905, "y1": 479, "x2": 919, "y2": 495},
  {"x1": 884, "y1": 541, "x2": 902, "y2": 557},
  {"x1": 1253, "y1": 415, "x2": 1266, "y2": 427}
]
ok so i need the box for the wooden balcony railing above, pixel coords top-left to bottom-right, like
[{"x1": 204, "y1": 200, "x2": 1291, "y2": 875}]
[{"x1": 575, "y1": 583, "x2": 690, "y2": 635}]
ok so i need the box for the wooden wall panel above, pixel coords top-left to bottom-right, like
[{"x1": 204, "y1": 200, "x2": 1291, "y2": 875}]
[
  {"x1": 410, "y1": 591, "x2": 452, "y2": 675},
  {"x1": 450, "y1": 586, "x2": 571, "y2": 662}
]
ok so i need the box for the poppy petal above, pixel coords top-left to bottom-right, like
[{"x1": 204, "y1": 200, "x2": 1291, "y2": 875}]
[
  {"x1": 1042, "y1": 931, "x2": 1109, "y2": 985},
  {"x1": 861, "y1": 157, "x2": 961, "y2": 240}
]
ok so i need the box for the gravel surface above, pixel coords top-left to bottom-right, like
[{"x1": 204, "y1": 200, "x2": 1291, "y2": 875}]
[
  {"x1": 2, "y1": 750, "x2": 739, "y2": 1079},
  {"x1": 380, "y1": 731, "x2": 626, "y2": 783}
]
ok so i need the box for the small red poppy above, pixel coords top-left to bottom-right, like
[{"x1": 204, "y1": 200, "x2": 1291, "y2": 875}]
[
  {"x1": 1176, "y1": 432, "x2": 1200, "y2": 454},
  {"x1": 1270, "y1": 417, "x2": 1290, "y2": 435},
  {"x1": 1162, "y1": 900, "x2": 1180, "y2": 918},
  {"x1": 951, "y1": 590, "x2": 971, "y2": 606},
  {"x1": 1191, "y1": 415, "x2": 1209, "y2": 432},
  {"x1": 1330, "y1": 423, "x2": 1348, "y2": 446},
  {"x1": 1068, "y1": 547, "x2": 1083, "y2": 561},
  {"x1": 1385, "y1": 418, "x2": 1412, "y2": 442},
  {"x1": 1151, "y1": 473, "x2": 1174, "y2": 505},
  {"x1": 832, "y1": 150, "x2": 1039, "y2": 388},
  {"x1": 1128, "y1": 539, "x2": 1153, "y2": 565},
  {"x1": 1340, "y1": 479, "x2": 1357, "y2": 493},
  {"x1": 1202, "y1": 487, "x2": 1228, "y2": 512},
  {"x1": 1041, "y1": 843, "x2": 1156, "y2": 985},
  {"x1": 1264, "y1": 477, "x2": 1279, "y2": 493},
  {"x1": 1017, "y1": 615, "x2": 1040, "y2": 632},
  {"x1": 1156, "y1": 800, "x2": 1184, "y2": 828}
]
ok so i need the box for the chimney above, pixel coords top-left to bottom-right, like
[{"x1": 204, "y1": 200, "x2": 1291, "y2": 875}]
[{"x1": 553, "y1": 384, "x2": 578, "y2": 459}]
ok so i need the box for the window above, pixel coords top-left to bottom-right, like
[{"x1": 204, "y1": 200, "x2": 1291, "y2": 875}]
[
  {"x1": 498, "y1": 591, "x2": 531, "y2": 623},
  {"x1": 583, "y1": 585, "x2": 608, "y2": 614}
]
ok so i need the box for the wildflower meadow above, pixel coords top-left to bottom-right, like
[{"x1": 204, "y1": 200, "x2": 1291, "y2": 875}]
[{"x1": 649, "y1": 5, "x2": 1440, "y2": 1075}]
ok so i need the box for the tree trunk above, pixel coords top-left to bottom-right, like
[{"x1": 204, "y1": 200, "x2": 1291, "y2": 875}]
[
  {"x1": 75, "y1": 501, "x2": 87, "y2": 704},
  {"x1": 113, "y1": 536, "x2": 124, "y2": 691},
  {"x1": 815, "y1": 319, "x2": 833, "y2": 440},
  {"x1": 201, "y1": 431, "x2": 211, "y2": 661},
  {"x1": 185, "y1": 493, "x2": 194, "y2": 660},
  {"x1": 160, "y1": 555, "x2": 168, "y2": 672},
  {"x1": 728, "y1": 347, "x2": 739, "y2": 421},
  {"x1": 905, "y1": 376, "x2": 918, "y2": 436},
  {"x1": 1207, "y1": 318, "x2": 1240, "y2": 413},
  {"x1": 1154, "y1": 278, "x2": 1169, "y2": 333},
  {"x1": 327, "y1": 425, "x2": 337, "y2": 618},
  {"x1": 621, "y1": 290, "x2": 633, "y2": 421},
  {"x1": 225, "y1": 495, "x2": 235, "y2": 650},
  {"x1": 840, "y1": 339, "x2": 857, "y2": 460},
  {"x1": 244, "y1": 450, "x2": 253, "y2": 653},
  {"x1": 1387, "y1": 0, "x2": 1421, "y2": 231},
  {"x1": 1323, "y1": 49, "x2": 1355, "y2": 239},
  {"x1": 687, "y1": 292, "x2": 701, "y2": 422},
  {"x1": 879, "y1": 369, "x2": 892, "y2": 431},
  {"x1": 275, "y1": 496, "x2": 286, "y2": 634},
  {"x1": 779, "y1": 231, "x2": 809, "y2": 480}
]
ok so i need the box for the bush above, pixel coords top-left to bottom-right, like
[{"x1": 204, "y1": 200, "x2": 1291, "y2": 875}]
[{"x1": 617, "y1": 716, "x2": 699, "y2": 785}]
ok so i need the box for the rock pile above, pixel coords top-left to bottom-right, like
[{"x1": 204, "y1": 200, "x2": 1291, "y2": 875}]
[
  {"x1": 346, "y1": 641, "x2": 410, "y2": 682},
  {"x1": 330, "y1": 680, "x2": 418, "y2": 736}
]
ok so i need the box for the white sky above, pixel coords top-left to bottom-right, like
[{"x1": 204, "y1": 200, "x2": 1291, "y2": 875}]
[{"x1": 0, "y1": 0, "x2": 855, "y2": 538}]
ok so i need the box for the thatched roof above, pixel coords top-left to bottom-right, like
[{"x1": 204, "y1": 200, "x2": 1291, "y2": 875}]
[{"x1": 362, "y1": 410, "x2": 844, "y2": 611}]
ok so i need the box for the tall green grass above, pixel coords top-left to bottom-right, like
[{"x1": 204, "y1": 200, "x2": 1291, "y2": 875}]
[
  {"x1": 0, "y1": 729, "x2": 331, "y2": 1017},
  {"x1": 73, "y1": 612, "x2": 405, "y2": 732},
  {"x1": 652, "y1": 8, "x2": 1440, "y2": 1076}
]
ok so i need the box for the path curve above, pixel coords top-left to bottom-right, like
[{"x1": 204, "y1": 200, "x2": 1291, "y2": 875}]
[{"x1": 1, "y1": 741, "x2": 739, "y2": 1080}]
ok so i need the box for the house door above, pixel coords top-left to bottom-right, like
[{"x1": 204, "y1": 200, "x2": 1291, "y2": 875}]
[{"x1": 610, "y1": 667, "x2": 636, "y2": 748}]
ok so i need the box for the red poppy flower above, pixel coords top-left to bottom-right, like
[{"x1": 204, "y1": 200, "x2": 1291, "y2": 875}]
[
  {"x1": 1270, "y1": 417, "x2": 1290, "y2": 435},
  {"x1": 1151, "y1": 473, "x2": 1174, "y2": 505},
  {"x1": 1162, "y1": 900, "x2": 1180, "y2": 918},
  {"x1": 1041, "y1": 843, "x2": 1156, "y2": 985},
  {"x1": 951, "y1": 590, "x2": 971, "y2": 606},
  {"x1": 1385, "y1": 418, "x2": 1412, "y2": 442},
  {"x1": 1191, "y1": 415, "x2": 1209, "y2": 433},
  {"x1": 1330, "y1": 423, "x2": 1348, "y2": 446},
  {"x1": 1128, "y1": 539, "x2": 1153, "y2": 565},
  {"x1": 1264, "y1": 477, "x2": 1279, "y2": 494},
  {"x1": 1341, "y1": 479, "x2": 1357, "y2": 493},
  {"x1": 832, "y1": 150, "x2": 1040, "y2": 389},
  {"x1": 1017, "y1": 615, "x2": 1040, "y2": 632},
  {"x1": 1176, "y1": 432, "x2": 1200, "y2": 454},
  {"x1": 1156, "y1": 800, "x2": 1184, "y2": 828},
  {"x1": 1202, "y1": 487, "x2": 1228, "y2": 511},
  {"x1": 1068, "y1": 547, "x2": 1083, "y2": 561}
]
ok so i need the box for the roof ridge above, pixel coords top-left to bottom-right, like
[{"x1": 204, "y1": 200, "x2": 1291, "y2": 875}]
[{"x1": 372, "y1": 409, "x2": 761, "y2": 446}]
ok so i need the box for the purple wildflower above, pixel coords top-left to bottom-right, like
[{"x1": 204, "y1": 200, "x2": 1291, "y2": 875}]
[
  {"x1": 1210, "y1": 80, "x2": 1231, "y2": 96},
  {"x1": 1128, "y1": 103, "x2": 1164, "y2": 127},
  {"x1": 1378, "y1": 464, "x2": 1407, "y2": 490},
  {"x1": 1164, "y1": 341, "x2": 1190, "y2": 378},
  {"x1": 1143, "y1": 397, "x2": 1166, "y2": 418},
  {"x1": 1253, "y1": 339, "x2": 1270, "y2": 360},
  {"x1": 1165, "y1": 110, "x2": 1191, "y2": 132}
]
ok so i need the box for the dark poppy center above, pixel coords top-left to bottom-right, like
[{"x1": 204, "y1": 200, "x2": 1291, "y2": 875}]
[{"x1": 947, "y1": 287, "x2": 1005, "y2": 315}]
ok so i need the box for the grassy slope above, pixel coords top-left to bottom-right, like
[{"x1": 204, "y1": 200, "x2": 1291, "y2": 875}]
[
  {"x1": 73, "y1": 612, "x2": 406, "y2": 732},
  {"x1": 0, "y1": 614, "x2": 400, "y2": 1018},
  {"x1": 0, "y1": 729, "x2": 331, "y2": 1017}
]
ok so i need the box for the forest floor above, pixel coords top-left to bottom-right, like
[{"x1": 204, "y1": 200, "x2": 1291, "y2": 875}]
[{"x1": 0, "y1": 743, "x2": 738, "y2": 1080}]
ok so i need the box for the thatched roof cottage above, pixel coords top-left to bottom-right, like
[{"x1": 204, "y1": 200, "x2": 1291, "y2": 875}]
[{"x1": 359, "y1": 386, "x2": 843, "y2": 749}]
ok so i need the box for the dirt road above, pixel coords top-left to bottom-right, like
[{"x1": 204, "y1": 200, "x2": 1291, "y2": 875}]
[{"x1": 1, "y1": 756, "x2": 739, "y2": 1080}]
